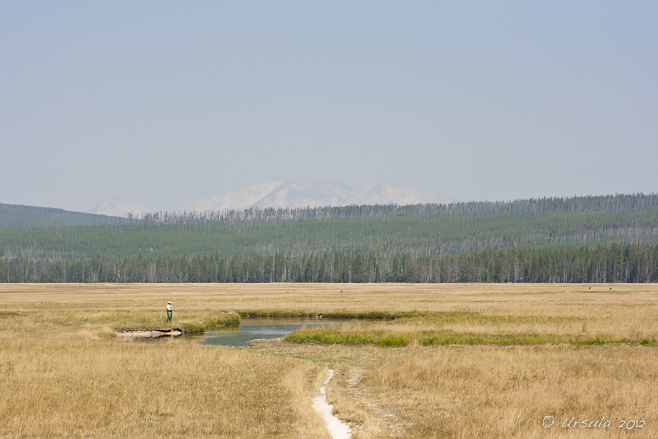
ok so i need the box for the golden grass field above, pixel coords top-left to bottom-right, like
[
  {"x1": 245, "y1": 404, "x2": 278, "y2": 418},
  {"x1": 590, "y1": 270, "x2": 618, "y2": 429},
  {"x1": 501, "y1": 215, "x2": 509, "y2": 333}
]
[{"x1": 1, "y1": 283, "x2": 657, "y2": 438}]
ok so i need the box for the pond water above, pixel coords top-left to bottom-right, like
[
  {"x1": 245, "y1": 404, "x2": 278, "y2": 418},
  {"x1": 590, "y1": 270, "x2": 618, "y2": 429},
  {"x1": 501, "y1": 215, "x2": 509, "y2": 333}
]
[{"x1": 187, "y1": 320, "x2": 340, "y2": 347}]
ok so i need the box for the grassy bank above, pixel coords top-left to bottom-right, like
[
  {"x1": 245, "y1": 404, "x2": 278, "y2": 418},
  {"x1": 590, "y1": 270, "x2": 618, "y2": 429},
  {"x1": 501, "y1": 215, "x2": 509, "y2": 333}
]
[
  {"x1": 112, "y1": 309, "x2": 240, "y2": 333},
  {"x1": 285, "y1": 324, "x2": 658, "y2": 347},
  {"x1": 284, "y1": 309, "x2": 658, "y2": 347},
  {"x1": 237, "y1": 309, "x2": 409, "y2": 320}
]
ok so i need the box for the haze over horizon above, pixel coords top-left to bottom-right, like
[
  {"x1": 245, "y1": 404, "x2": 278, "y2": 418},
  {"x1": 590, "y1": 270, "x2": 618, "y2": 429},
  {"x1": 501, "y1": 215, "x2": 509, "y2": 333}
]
[{"x1": 2, "y1": 2, "x2": 657, "y2": 213}]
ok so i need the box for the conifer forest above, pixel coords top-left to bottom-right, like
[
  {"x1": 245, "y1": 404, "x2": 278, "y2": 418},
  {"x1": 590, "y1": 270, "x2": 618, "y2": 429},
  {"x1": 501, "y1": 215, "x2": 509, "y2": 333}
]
[{"x1": 1, "y1": 193, "x2": 657, "y2": 283}]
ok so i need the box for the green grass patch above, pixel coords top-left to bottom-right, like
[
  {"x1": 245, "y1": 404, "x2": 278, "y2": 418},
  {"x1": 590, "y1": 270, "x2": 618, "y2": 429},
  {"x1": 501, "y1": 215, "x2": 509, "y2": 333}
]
[
  {"x1": 285, "y1": 328, "x2": 408, "y2": 346},
  {"x1": 419, "y1": 332, "x2": 562, "y2": 346},
  {"x1": 284, "y1": 324, "x2": 658, "y2": 347},
  {"x1": 283, "y1": 328, "x2": 563, "y2": 346}
]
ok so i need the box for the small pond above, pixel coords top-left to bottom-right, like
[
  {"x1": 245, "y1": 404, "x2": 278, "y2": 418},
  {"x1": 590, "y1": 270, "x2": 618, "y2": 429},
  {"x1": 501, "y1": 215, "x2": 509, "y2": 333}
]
[{"x1": 187, "y1": 320, "x2": 341, "y2": 347}]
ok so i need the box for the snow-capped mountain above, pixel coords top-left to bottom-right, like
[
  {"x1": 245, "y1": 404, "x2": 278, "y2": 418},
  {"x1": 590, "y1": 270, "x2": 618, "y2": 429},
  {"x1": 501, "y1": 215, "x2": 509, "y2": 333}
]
[
  {"x1": 349, "y1": 183, "x2": 451, "y2": 206},
  {"x1": 249, "y1": 178, "x2": 354, "y2": 209},
  {"x1": 183, "y1": 178, "x2": 452, "y2": 212},
  {"x1": 89, "y1": 197, "x2": 151, "y2": 218}
]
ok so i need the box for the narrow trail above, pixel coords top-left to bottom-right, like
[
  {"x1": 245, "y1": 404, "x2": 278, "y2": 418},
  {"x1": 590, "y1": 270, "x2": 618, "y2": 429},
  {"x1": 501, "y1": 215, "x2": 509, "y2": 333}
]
[
  {"x1": 313, "y1": 369, "x2": 352, "y2": 439},
  {"x1": 345, "y1": 366, "x2": 405, "y2": 438}
]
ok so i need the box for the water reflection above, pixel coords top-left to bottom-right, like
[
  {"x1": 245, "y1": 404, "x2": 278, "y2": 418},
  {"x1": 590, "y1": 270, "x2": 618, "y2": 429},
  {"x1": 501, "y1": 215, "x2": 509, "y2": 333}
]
[{"x1": 188, "y1": 320, "x2": 338, "y2": 347}]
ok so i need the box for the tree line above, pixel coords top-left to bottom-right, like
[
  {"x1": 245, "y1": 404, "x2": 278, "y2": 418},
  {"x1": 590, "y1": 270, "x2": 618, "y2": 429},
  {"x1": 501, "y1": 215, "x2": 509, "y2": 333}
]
[
  {"x1": 3, "y1": 193, "x2": 656, "y2": 229},
  {"x1": 135, "y1": 193, "x2": 658, "y2": 226},
  {"x1": 2, "y1": 244, "x2": 656, "y2": 284},
  {"x1": 2, "y1": 207, "x2": 656, "y2": 261}
]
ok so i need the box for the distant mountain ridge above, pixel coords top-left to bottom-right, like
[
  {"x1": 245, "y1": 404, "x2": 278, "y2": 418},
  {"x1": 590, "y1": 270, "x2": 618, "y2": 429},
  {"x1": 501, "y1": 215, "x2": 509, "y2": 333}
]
[
  {"x1": 89, "y1": 197, "x2": 151, "y2": 218},
  {"x1": 183, "y1": 178, "x2": 452, "y2": 212},
  {"x1": 0, "y1": 203, "x2": 118, "y2": 228}
]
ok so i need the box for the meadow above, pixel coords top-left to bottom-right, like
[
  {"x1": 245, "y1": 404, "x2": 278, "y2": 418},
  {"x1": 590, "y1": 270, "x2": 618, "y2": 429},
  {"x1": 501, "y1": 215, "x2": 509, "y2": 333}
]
[{"x1": 0, "y1": 283, "x2": 656, "y2": 438}]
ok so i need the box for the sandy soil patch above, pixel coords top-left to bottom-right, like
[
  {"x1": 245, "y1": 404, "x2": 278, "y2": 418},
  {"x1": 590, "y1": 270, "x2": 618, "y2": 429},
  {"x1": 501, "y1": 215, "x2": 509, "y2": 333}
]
[{"x1": 313, "y1": 369, "x2": 352, "y2": 439}]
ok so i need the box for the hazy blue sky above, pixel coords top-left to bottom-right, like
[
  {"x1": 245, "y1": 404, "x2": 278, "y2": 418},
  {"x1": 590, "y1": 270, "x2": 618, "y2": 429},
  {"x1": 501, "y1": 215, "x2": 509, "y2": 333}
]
[{"x1": 2, "y1": 1, "x2": 656, "y2": 212}]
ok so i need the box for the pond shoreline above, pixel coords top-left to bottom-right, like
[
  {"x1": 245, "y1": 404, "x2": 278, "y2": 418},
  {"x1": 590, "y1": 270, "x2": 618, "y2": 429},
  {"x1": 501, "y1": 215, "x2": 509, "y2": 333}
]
[
  {"x1": 190, "y1": 320, "x2": 346, "y2": 347},
  {"x1": 116, "y1": 327, "x2": 185, "y2": 338}
]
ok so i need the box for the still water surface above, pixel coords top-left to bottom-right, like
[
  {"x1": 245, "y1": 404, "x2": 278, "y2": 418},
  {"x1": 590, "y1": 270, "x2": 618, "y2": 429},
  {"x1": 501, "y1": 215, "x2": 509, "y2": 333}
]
[{"x1": 188, "y1": 320, "x2": 338, "y2": 347}]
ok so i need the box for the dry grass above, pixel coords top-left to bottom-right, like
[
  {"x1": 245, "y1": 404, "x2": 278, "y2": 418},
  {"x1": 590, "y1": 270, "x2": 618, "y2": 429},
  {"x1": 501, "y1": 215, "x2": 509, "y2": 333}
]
[
  {"x1": 253, "y1": 343, "x2": 658, "y2": 439},
  {"x1": 0, "y1": 335, "x2": 327, "y2": 439},
  {"x1": 1, "y1": 283, "x2": 657, "y2": 438},
  {"x1": 355, "y1": 345, "x2": 657, "y2": 438}
]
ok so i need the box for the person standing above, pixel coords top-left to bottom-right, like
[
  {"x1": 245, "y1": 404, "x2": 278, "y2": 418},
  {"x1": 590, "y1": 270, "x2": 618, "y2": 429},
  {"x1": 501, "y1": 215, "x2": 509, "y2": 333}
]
[{"x1": 166, "y1": 301, "x2": 173, "y2": 322}]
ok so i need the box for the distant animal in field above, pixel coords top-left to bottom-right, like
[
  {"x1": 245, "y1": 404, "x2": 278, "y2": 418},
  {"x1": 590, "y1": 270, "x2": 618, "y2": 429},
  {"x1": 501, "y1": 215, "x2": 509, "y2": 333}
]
[{"x1": 316, "y1": 313, "x2": 323, "y2": 319}]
